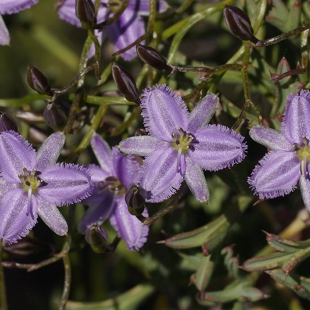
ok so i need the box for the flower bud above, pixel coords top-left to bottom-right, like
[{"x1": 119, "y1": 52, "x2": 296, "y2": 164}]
[
  {"x1": 27, "y1": 65, "x2": 53, "y2": 95},
  {"x1": 223, "y1": 5, "x2": 258, "y2": 44},
  {"x1": 76, "y1": 0, "x2": 97, "y2": 29},
  {"x1": 136, "y1": 44, "x2": 172, "y2": 71},
  {"x1": 112, "y1": 62, "x2": 140, "y2": 104},
  {"x1": 0, "y1": 112, "x2": 18, "y2": 132},
  {"x1": 125, "y1": 184, "x2": 146, "y2": 216},
  {"x1": 44, "y1": 103, "x2": 67, "y2": 129},
  {"x1": 16, "y1": 111, "x2": 45, "y2": 124},
  {"x1": 85, "y1": 225, "x2": 109, "y2": 254}
]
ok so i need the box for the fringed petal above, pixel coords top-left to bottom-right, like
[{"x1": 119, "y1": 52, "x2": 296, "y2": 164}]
[
  {"x1": 37, "y1": 198, "x2": 68, "y2": 236},
  {"x1": 57, "y1": 0, "x2": 81, "y2": 27},
  {"x1": 0, "y1": 0, "x2": 38, "y2": 15},
  {"x1": 0, "y1": 131, "x2": 36, "y2": 182},
  {"x1": 38, "y1": 163, "x2": 93, "y2": 206},
  {"x1": 140, "y1": 145, "x2": 183, "y2": 202},
  {"x1": 110, "y1": 197, "x2": 149, "y2": 251},
  {"x1": 248, "y1": 151, "x2": 300, "y2": 199},
  {"x1": 282, "y1": 90, "x2": 310, "y2": 144},
  {"x1": 0, "y1": 189, "x2": 36, "y2": 244},
  {"x1": 119, "y1": 136, "x2": 164, "y2": 156},
  {"x1": 36, "y1": 131, "x2": 66, "y2": 171},
  {"x1": 185, "y1": 157, "x2": 209, "y2": 202},
  {"x1": 91, "y1": 134, "x2": 113, "y2": 175},
  {"x1": 88, "y1": 164, "x2": 110, "y2": 183},
  {"x1": 78, "y1": 191, "x2": 116, "y2": 233},
  {"x1": 190, "y1": 125, "x2": 247, "y2": 171},
  {"x1": 106, "y1": 8, "x2": 145, "y2": 61},
  {"x1": 188, "y1": 93, "x2": 218, "y2": 132},
  {"x1": 250, "y1": 125, "x2": 293, "y2": 151},
  {"x1": 112, "y1": 148, "x2": 140, "y2": 188},
  {"x1": 141, "y1": 84, "x2": 189, "y2": 141}
]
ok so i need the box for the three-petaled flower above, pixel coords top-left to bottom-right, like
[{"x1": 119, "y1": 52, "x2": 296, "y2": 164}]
[
  {"x1": 0, "y1": 131, "x2": 93, "y2": 244},
  {"x1": 119, "y1": 84, "x2": 247, "y2": 203},
  {"x1": 57, "y1": 0, "x2": 167, "y2": 61},
  {"x1": 0, "y1": 0, "x2": 38, "y2": 45},
  {"x1": 248, "y1": 90, "x2": 310, "y2": 210},
  {"x1": 79, "y1": 134, "x2": 148, "y2": 251}
]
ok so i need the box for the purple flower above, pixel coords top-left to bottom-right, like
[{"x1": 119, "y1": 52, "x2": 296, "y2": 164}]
[
  {"x1": 78, "y1": 134, "x2": 148, "y2": 251},
  {"x1": 0, "y1": 0, "x2": 38, "y2": 45},
  {"x1": 0, "y1": 131, "x2": 93, "y2": 244},
  {"x1": 248, "y1": 90, "x2": 310, "y2": 210},
  {"x1": 119, "y1": 84, "x2": 247, "y2": 203},
  {"x1": 57, "y1": 0, "x2": 167, "y2": 61}
]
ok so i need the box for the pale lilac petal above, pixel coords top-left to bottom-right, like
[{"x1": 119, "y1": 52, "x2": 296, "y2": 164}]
[
  {"x1": 188, "y1": 93, "x2": 218, "y2": 132},
  {"x1": 78, "y1": 191, "x2": 116, "y2": 233},
  {"x1": 248, "y1": 151, "x2": 300, "y2": 199},
  {"x1": 0, "y1": 189, "x2": 36, "y2": 244},
  {"x1": 0, "y1": 0, "x2": 38, "y2": 14},
  {"x1": 36, "y1": 131, "x2": 66, "y2": 171},
  {"x1": 91, "y1": 134, "x2": 113, "y2": 174},
  {"x1": 110, "y1": 197, "x2": 149, "y2": 250},
  {"x1": 88, "y1": 164, "x2": 110, "y2": 183},
  {"x1": 37, "y1": 199, "x2": 68, "y2": 236},
  {"x1": 0, "y1": 16, "x2": 9, "y2": 45},
  {"x1": 57, "y1": 0, "x2": 81, "y2": 27},
  {"x1": 112, "y1": 148, "x2": 140, "y2": 187},
  {"x1": 249, "y1": 125, "x2": 293, "y2": 151},
  {"x1": 299, "y1": 176, "x2": 310, "y2": 212},
  {"x1": 140, "y1": 146, "x2": 183, "y2": 202},
  {"x1": 119, "y1": 136, "x2": 164, "y2": 156},
  {"x1": 128, "y1": 0, "x2": 168, "y2": 15},
  {"x1": 39, "y1": 164, "x2": 93, "y2": 206},
  {"x1": 185, "y1": 157, "x2": 209, "y2": 202},
  {"x1": 106, "y1": 9, "x2": 145, "y2": 61},
  {"x1": 141, "y1": 85, "x2": 189, "y2": 141},
  {"x1": 0, "y1": 131, "x2": 36, "y2": 182},
  {"x1": 189, "y1": 125, "x2": 247, "y2": 171},
  {"x1": 282, "y1": 90, "x2": 310, "y2": 144}
]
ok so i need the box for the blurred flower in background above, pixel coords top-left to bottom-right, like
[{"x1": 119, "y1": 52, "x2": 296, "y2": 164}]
[
  {"x1": 0, "y1": 0, "x2": 38, "y2": 45},
  {"x1": 57, "y1": 0, "x2": 167, "y2": 60}
]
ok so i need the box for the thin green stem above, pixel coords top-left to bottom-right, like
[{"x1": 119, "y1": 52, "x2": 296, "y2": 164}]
[
  {"x1": 59, "y1": 236, "x2": 72, "y2": 310},
  {"x1": 67, "y1": 104, "x2": 108, "y2": 161},
  {"x1": 0, "y1": 241, "x2": 8, "y2": 310},
  {"x1": 256, "y1": 22, "x2": 310, "y2": 47}
]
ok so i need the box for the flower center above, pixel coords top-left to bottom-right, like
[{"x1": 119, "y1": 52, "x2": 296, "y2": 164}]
[
  {"x1": 295, "y1": 137, "x2": 310, "y2": 178},
  {"x1": 171, "y1": 128, "x2": 194, "y2": 154},
  {"x1": 18, "y1": 168, "x2": 44, "y2": 218},
  {"x1": 19, "y1": 168, "x2": 43, "y2": 193},
  {"x1": 171, "y1": 128, "x2": 194, "y2": 174},
  {"x1": 99, "y1": 176, "x2": 126, "y2": 196}
]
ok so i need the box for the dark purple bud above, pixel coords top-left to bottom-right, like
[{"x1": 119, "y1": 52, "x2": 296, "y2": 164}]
[
  {"x1": 223, "y1": 5, "x2": 258, "y2": 44},
  {"x1": 136, "y1": 44, "x2": 173, "y2": 71},
  {"x1": 76, "y1": 0, "x2": 97, "y2": 29},
  {"x1": 44, "y1": 103, "x2": 67, "y2": 129},
  {"x1": 125, "y1": 184, "x2": 146, "y2": 216},
  {"x1": 85, "y1": 225, "x2": 109, "y2": 254},
  {"x1": 0, "y1": 112, "x2": 18, "y2": 132},
  {"x1": 27, "y1": 65, "x2": 53, "y2": 95},
  {"x1": 112, "y1": 62, "x2": 140, "y2": 104}
]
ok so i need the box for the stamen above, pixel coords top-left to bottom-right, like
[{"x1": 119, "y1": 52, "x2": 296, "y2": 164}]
[{"x1": 26, "y1": 187, "x2": 34, "y2": 219}]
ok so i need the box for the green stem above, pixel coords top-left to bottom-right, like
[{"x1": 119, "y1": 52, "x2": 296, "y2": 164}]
[
  {"x1": 0, "y1": 241, "x2": 8, "y2": 310},
  {"x1": 68, "y1": 104, "x2": 108, "y2": 161}
]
